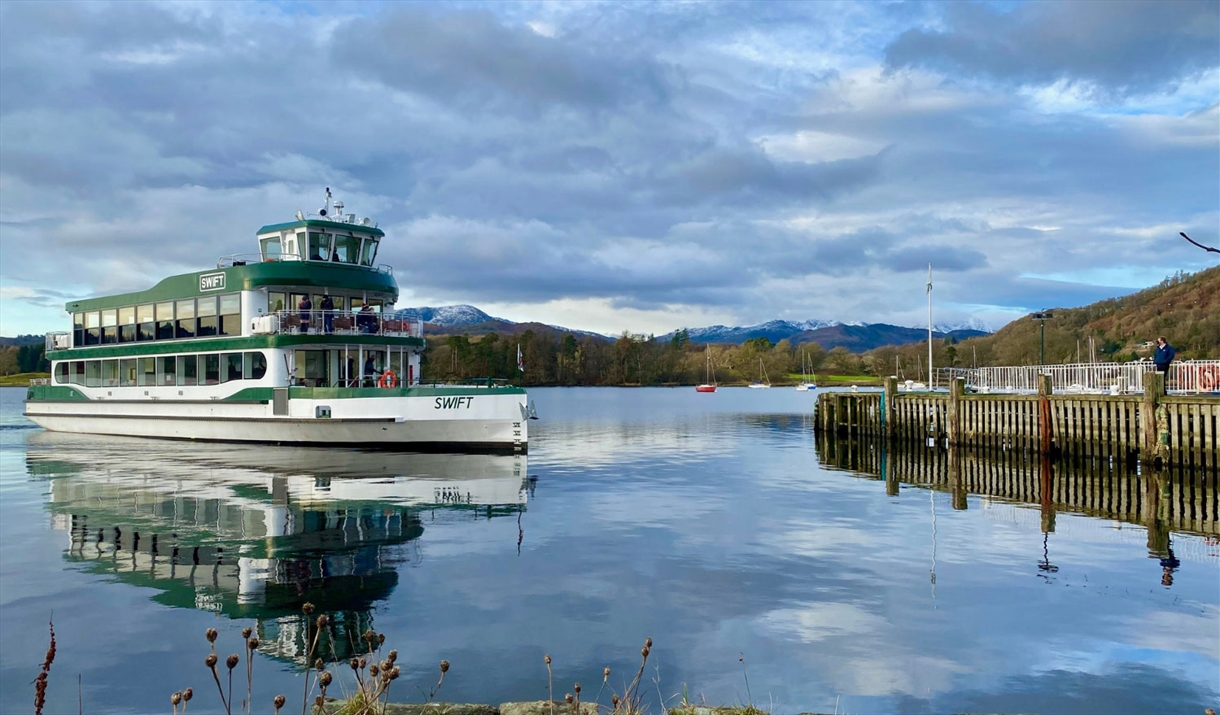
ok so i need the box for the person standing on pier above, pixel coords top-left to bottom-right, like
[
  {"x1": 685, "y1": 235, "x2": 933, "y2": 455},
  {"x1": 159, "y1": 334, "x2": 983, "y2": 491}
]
[{"x1": 1154, "y1": 336, "x2": 1175, "y2": 374}]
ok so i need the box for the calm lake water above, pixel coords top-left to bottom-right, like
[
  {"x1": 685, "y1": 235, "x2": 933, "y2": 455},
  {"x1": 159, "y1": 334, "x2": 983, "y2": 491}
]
[{"x1": 1, "y1": 386, "x2": 1216, "y2": 714}]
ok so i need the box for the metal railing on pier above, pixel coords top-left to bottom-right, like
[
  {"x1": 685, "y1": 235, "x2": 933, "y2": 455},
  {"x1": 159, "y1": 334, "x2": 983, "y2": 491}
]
[
  {"x1": 934, "y1": 359, "x2": 1220, "y2": 395},
  {"x1": 252, "y1": 311, "x2": 423, "y2": 339}
]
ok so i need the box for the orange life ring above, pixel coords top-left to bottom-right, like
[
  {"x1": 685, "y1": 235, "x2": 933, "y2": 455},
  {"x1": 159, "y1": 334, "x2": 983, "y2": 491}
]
[
  {"x1": 1200, "y1": 366, "x2": 1219, "y2": 391},
  {"x1": 378, "y1": 370, "x2": 398, "y2": 389}
]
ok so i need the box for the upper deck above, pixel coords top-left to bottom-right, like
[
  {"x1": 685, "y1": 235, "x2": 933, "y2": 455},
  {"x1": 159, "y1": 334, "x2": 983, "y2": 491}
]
[{"x1": 47, "y1": 191, "x2": 422, "y2": 357}]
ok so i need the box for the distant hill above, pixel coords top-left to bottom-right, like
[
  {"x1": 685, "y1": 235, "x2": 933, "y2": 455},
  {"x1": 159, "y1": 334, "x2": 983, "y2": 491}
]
[
  {"x1": 794, "y1": 323, "x2": 988, "y2": 352},
  {"x1": 902, "y1": 266, "x2": 1220, "y2": 367},
  {"x1": 0, "y1": 335, "x2": 43, "y2": 347},
  {"x1": 679, "y1": 319, "x2": 839, "y2": 344}
]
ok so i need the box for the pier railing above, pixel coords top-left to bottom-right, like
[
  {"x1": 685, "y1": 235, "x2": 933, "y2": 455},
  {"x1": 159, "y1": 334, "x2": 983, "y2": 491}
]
[
  {"x1": 816, "y1": 372, "x2": 1219, "y2": 469},
  {"x1": 252, "y1": 310, "x2": 423, "y2": 339},
  {"x1": 934, "y1": 359, "x2": 1220, "y2": 395}
]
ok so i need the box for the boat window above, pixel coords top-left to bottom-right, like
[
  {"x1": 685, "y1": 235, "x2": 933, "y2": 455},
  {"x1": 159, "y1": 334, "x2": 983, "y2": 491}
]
[
  {"x1": 268, "y1": 292, "x2": 286, "y2": 314},
  {"x1": 101, "y1": 309, "x2": 118, "y2": 344},
  {"x1": 138, "y1": 358, "x2": 156, "y2": 387},
  {"x1": 85, "y1": 360, "x2": 101, "y2": 388},
  {"x1": 203, "y1": 354, "x2": 220, "y2": 386},
  {"x1": 156, "y1": 302, "x2": 175, "y2": 340},
  {"x1": 119, "y1": 359, "x2": 135, "y2": 387},
  {"x1": 243, "y1": 351, "x2": 267, "y2": 380},
  {"x1": 71, "y1": 361, "x2": 85, "y2": 386},
  {"x1": 177, "y1": 355, "x2": 197, "y2": 386},
  {"x1": 175, "y1": 299, "x2": 196, "y2": 339},
  {"x1": 219, "y1": 293, "x2": 241, "y2": 336},
  {"x1": 283, "y1": 234, "x2": 300, "y2": 260},
  {"x1": 197, "y1": 296, "x2": 218, "y2": 337},
  {"x1": 222, "y1": 353, "x2": 242, "y2": 382},
  {"x1": 85, "y1": 311, "x2": 101, "y2": 345},
  {"x1": 101, "y1": 360, "x2": 118, "y2": 387},
  {"x1": 54, "y1": 363, "x2": 68, "y2": 384},
  {"x1": 117, "y1": 306, "x2": 136, "y2": 343},
  {"x1": 309, "y1": 232, "x2": 331, "y2": 261},
  {"x1": 333, "y1": 234, "x2": 360, "y2": 264},
  {"x1": 360, "y1": 238, "x2": 378, "y2": 266},
  {"x1": 260, "y1": 236, "x2": 282, "y2": 262},
  {"x1": 137, "y1": 304, "x2": 155, "y2": 341},
  {"x1": 73, "y1": 313, "x2": 85, "y2": 348},
  {"x1": 158, "y1": 356, "x2": 176, "y2": 386}
]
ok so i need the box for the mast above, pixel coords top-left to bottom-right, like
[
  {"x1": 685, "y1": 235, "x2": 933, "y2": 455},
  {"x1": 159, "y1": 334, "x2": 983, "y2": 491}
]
[{"x1": 927, "y1": 264, "x2": 933, "y2": 387}]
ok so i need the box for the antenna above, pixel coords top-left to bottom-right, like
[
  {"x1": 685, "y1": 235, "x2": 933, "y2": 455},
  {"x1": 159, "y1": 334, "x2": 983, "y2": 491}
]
[
  {"x1": 295, "y1": 210, "x2": 305, "y2": 221},
  {"x1": 319, "y1": 187, "x2": 332, "y2": 217}
]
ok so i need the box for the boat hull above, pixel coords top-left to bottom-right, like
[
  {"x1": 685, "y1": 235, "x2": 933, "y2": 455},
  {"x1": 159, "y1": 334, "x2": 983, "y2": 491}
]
[
  {"x1": 695, "y1": 385, "x2": 716, "y2": 393},
  {"x1": 25, "y1": 387, "x2": 529, "y2": 453}
]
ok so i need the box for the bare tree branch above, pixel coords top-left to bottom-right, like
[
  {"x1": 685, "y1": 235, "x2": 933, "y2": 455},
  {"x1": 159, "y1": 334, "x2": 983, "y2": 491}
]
[{"x1": 1180, "y1": 231, "x2": 1220, "y2": 254}]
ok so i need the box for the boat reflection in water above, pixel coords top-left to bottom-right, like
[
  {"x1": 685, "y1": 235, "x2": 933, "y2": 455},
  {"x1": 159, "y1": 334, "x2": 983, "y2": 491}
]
[{"x1": 26, "y1": 432, "x2": 531, "y2": 665}]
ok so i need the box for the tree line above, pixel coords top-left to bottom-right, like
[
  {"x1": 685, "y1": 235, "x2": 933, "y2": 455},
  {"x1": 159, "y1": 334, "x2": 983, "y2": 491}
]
[{"x1": 0, "y1": 342, "x2": 50, "y2": 376}]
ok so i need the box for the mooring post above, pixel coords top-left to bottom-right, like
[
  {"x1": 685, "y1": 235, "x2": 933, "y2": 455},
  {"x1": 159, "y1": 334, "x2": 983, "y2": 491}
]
[
  {"x1": 1037, "y1": 374, "x2": 1053, "y2": 456},
  {"x1": 1141, "y1": 371, "x2": 1165, "y2": 466},
  {"x1": 883, "y1": 376, "x2": 898, "y2": 440},
  {"x1": 947, "y1": 377, "x2": 964, "y2": 446},
  {"x1": 949, "y1": 445, "x2": 967, "y2": 510}
]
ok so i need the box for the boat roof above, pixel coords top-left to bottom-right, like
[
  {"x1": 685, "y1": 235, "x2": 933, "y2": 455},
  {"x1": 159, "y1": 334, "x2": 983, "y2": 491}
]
[
  {"x1": 65, "y1": 261, "x2": 398, "y2": 313},
  {"x1": 258, "y1": 219, "x2": 385, "y2": 238}
]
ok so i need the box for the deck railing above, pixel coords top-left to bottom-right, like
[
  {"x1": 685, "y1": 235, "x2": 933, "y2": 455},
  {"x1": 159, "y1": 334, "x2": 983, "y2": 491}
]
[
  {"x1": 252, "y1": 311, "x2": 423, "y2": 338},
  {"x1": 45, "y1": 331, "x2": 71, "y2": 352},
  {"x1": 933, "y1": 360, "x2": 1220, "y2": 395},
  {"x1": 217, "y1": 253, "x2": 394, "y2": 274}
]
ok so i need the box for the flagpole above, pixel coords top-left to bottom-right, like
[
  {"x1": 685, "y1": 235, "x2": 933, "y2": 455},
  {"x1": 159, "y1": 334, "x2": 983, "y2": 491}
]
[{"x1": 927, "y1": 263, "x2": 933, "y2": 388}]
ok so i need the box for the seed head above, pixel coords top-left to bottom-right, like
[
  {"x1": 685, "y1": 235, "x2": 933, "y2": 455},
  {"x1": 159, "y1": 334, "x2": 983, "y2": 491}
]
[
  {"x1": 544, "y1": 654, "x2": 552, "y2": 665},
  {"x1": 645, "y1": 637, "x2": 652, "y2": 648},
  {"x1": 565, "y1": 694, "x2": 574, "y2": 704},
  {"x1": 358, "y1": 657, "x2": 367, "y2": 669},
  {"x1": 205, "y1": 628, "x2": 218, "y2": 643},
  {"x1": 370, "y1": 663, "x2": 380, "y2": 677},
  {"x1": 377, "y1": 633, "x2": 385, "y2": 646},
  {"x1": 183, "y1": 689, "x2": 193, "y2": 702},
  {"x1": 274, "y1": 694, "x2": 286, "y2": 709},
  {"x1": 205, "y1": 653, "x2": 218, "y2": 668},
  {"x1": 226, "y1": 654, "x2": 239, "y2": 670},
  {"x1": 603, "y1": 667, "x2": 610, "y2": 679},
  {"x1": 315, "y1": 658, "x2": 324, "y2": 672},
  {"x1": 390, "y1": 666, "x2": 401, "y2": 680},
  {"x1": 302, "y1": 602, "x2": 315, "y2": 615},
  {"x1": 319, "y1": 671, "x2": 333, "y2": 688},
  {"x1": 248, "y1": 637, "x2": 260, "y2": 650},
  {"x1": 574, "y1": 683, "x2": 581, "y2": 694},
  {"x1": 612, "y1": 695, "x2": 620, "y2": 707},
  {"x1": 387, "y1": 650, "x2": 398, "y2": 663},
  {"x1": 241, "y1": 627, "x2": 252, "y2": 639},
  {"x1": 350, "y1": 658, "x2": 360, "y2": 671},
  {"x1": 316, "y1": 614, "x2": 329, "y2": 628},
  {"x1": 641, "y1": 646, "x2": 649, "y2": 658},
  {"x1": 440, "y1": 660, "x2": 450, "y2": 674},
  {"x1": 171, "y1": 692, "x2": 182, "y2": 706}
]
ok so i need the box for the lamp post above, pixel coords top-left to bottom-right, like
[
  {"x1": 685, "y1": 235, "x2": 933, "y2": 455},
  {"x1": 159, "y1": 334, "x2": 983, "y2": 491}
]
[{"x1": 1032, "y1": 311, "x2": 1053, "y2": 365}]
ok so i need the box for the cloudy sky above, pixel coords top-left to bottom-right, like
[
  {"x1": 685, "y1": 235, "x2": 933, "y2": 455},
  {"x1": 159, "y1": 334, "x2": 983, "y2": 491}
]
[{"x1": 1, "y1": 0, "x2": 1217, "y2": 337}]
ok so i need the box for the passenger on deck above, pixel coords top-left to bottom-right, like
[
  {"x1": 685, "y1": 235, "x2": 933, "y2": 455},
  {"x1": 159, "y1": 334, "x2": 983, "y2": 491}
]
[
  {"x1": 363, "y1": 355, "x2": 377, "y2": 387},
  {"x1": 321, "y1": 294, "x2": 334, "y2": 334},
  {"x1": 358, "y1": 302, "x2": 377, "y2": 334},
  {"x1": 298, "y1": 295, "x2": 312, "y2": 333}
]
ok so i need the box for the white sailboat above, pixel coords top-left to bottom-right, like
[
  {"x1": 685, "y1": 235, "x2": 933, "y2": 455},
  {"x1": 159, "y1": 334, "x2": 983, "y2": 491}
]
[
  {"x1": 749, "y1": 357, "x2": 771, "y2": 389},
  {"x1": 696, "y1": 344, "x2": 717, "y2": 393},
  {"x1": 795, "y1": 349, "x2": 816, "y2": 391}
]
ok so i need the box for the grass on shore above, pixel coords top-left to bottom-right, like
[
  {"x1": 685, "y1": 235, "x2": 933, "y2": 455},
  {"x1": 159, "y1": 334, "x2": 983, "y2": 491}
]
[
  {"x1": 0, "y1": 372, "x2": 49, "y2": 387},
  {"x1": 784, "y1": 373, "x2": 882, "y2": 386}
]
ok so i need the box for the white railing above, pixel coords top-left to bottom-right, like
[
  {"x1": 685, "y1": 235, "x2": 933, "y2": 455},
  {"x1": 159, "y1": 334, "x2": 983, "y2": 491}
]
[
  {"x1": 934, "y1": 359, "x2": 1220, "y2": 395},
  {"x1": 216, "y1": 254, "x2": 394, "y2": 274},
  {"x1": 251, "y1": 311, "x2": 423, "y2": 338}
]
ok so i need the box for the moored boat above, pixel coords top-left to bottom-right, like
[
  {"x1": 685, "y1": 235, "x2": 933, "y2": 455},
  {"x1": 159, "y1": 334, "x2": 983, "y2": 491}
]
[
  {"x1": 25, "y1": 191, "x2": 529, "y2": 452},
  {"x1": 696, "y1": 344, "x2": 717, "y2": 392}
]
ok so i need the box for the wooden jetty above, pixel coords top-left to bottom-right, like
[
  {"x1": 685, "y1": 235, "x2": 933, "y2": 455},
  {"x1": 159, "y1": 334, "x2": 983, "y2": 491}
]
[{"x1": 815, "y1": 372, "x2": 1220, "y2": 469}]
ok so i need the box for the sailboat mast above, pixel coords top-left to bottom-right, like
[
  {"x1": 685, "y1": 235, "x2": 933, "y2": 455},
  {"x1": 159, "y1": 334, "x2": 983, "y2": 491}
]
[{"x1": 927, "y1": 263, "x2": 933, "y2": 387}]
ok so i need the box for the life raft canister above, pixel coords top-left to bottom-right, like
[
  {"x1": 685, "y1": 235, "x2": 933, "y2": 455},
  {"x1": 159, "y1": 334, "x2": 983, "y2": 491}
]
[{"x1": 378, "y1": 370, "x2": 398, "y2": 389}]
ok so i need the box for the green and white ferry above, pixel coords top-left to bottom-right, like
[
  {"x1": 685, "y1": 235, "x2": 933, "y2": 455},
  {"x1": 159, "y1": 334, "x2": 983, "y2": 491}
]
[{"x1": 26, "y1": 193, "x2": 530, "y2": 452}]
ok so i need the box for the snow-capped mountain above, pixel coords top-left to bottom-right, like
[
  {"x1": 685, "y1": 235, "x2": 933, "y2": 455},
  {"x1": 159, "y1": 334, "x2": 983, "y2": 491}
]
[
  {"x1": 395, "y1": 305, "x2": 503, "y2": 327},
  {"x1": 676, "y1": 319, "x2": 839, "y2": 344},
  {"x1": 934, "y1": 318, "x2": 993, "y2": 333}
]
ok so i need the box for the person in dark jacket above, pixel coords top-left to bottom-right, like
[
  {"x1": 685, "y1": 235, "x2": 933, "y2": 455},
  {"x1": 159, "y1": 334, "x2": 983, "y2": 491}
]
[
  {"x1": 1154, "y1": 337, "x2": 1175, "y2": 374},
  {"x1": 320, "y1": 294, "x2": 335, "y2": 334}
]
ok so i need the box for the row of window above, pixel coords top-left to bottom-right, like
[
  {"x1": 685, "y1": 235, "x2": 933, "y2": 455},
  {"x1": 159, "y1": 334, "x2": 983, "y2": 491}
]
[
  {"x1": 73, "y1": 294, "x2": 243, "y2": 347},
  {"x1": 55, "y1": 351, "x2": 268, "y2": 388},
  {"x1": 260, "y1": 231, "x2": 379, "y2": 266}
]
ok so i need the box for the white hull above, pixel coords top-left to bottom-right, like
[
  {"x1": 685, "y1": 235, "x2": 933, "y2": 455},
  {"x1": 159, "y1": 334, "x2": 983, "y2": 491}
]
[{"x1": 26, "y1": 390, "x2": 528, "y2": 452}]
